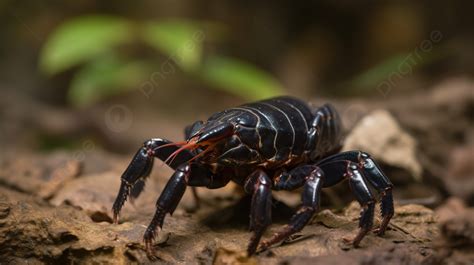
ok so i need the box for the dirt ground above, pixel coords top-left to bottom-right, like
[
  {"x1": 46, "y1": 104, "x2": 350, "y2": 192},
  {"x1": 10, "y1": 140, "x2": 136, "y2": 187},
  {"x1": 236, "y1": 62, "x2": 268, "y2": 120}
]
[{"x1": 0, "y1": 78, "x2": 473, "y2": 264}]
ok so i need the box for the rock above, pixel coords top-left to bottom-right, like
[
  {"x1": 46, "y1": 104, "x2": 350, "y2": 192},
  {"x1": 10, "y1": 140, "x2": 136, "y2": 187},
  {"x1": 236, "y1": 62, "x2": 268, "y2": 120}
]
[
  {"x1": 387, "y1": 203, "x2": 437, "y2": 241},
  {"x1": 430, "y1": 78, "x2": 474, "y2": 109},
  {"x1": 435, "y1": 197, "x2": 467, "y2": 223},
  {"x1": 0, "y1": 152, "x2": 81, "y2": 199},
  {"x1": 431, "y1": 197, "x2": 474, "y2": 264},
  {"x1": 441, "y1": 209, "x2": 474, "y2": 247},
  {"x1": 38, "y1": 160, "x2": 82, "y2": 199},
  {"x1": 257, "y1": 202, "x2": 439, "y2": 264},
  {"x1": 50, "y1": 171, "x2": 122, "y2": 223},
  {"x1": 276, "y1": 245, "x2": 431, "y2": 265},
  {"x1": 0, "y1": 149, "x2": 129, "y2": 200},
  {"x1": 436, "y1": 198, "x2": 474, "y2": 247},
  {"x1": 0, "y1": 187, "x2": 151, "y2": 264},
  {"x1": 343, "y1": 110, "x2": 422, "y2": 181},
  {"x1": 48, "y1": 168, "x2": 222, "y2": 223},
  {"x1": 213, "y1": 248, "x2": 257, "y2": 265},
  {"x1": 444, "y1": 145, "x2": 474, "y2": 204},
  {"x1": 0, "y1": 182, "x2": 441, "y2": 264}
]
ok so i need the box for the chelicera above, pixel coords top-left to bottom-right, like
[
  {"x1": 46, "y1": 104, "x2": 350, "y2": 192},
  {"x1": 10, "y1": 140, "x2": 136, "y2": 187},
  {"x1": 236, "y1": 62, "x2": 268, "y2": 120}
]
[{"x1": 112, "y1": 96, "x2": 394, "y2": 257}]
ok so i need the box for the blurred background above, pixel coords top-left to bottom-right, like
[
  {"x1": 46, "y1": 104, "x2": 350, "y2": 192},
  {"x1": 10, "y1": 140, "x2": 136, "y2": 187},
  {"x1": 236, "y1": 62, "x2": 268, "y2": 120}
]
[
  {"x1": 1, "y1": 0, "x2": 472, "y2": 152},
  {"x1": 0, "y1": 1, "x2": 473, "y2": 263}
]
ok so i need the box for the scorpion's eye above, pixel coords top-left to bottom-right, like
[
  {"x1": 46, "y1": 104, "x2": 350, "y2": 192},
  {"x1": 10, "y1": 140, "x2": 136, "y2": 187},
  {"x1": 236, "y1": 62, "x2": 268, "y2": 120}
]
[{"x1": 196, "y1": 123, "x2": 234, "y2": 144}]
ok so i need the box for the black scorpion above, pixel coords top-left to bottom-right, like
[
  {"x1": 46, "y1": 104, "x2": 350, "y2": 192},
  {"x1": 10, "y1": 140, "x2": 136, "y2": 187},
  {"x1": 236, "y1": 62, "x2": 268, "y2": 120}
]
[{"x1": 112, "y1": 96, "x2": 394, "y2": 257}]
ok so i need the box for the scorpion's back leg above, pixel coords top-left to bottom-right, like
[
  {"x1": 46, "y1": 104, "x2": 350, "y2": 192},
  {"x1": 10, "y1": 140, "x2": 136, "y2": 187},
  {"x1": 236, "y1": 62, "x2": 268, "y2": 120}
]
[
  {"x1": 318, "y1": 151, "x2": 394, "y2": 235},
  {"x1": 112, "y1": 138, "x2": 195, "y2": 223},
  {"x1": 144, "y1": 162, "x2": 230, "y2": 258},
  {"x1": 259, "y1": 165, "x2": 324, "y2": 252},
  {"x1": 357, "y1": 152, "x2": 394, "y2": 235},
  {"x1": 316, "y1": 159, "x2": 376, "y2": 247},
  {"x1": 244, "y1": 169, "x2": 273, "y2": 256},
  {"x1": 306, "y1": 104, "x2": 343, "y2": 158}
]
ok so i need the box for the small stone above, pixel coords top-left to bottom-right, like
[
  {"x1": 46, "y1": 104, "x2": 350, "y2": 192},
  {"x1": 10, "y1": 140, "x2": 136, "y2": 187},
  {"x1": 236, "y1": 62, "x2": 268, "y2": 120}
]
[{"x1": 343, "y1": 110, "x2": 422, "y2": 181}]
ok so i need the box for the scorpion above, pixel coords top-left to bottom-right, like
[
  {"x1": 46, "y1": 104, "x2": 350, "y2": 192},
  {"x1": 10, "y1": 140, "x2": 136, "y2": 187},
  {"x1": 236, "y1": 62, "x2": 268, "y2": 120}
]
[{"x1": 112, "y1": 96, "x2": 394, "y2": 257}]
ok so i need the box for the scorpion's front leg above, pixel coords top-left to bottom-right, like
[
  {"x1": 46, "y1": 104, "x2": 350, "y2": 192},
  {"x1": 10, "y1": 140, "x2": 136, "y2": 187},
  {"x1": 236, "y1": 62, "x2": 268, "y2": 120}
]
[
  {"x1": 244, "y1": 169, "x2": 273, "y2": 256},
  {"x1": 112, "y1": 138, "x2": 194, "y2": 223},
  {"x1": 143, "y1": 164, "x2": 188, "y2": 258},
  {"x1": 144, "y1": 163, "x2": 230, "y2": 258}
]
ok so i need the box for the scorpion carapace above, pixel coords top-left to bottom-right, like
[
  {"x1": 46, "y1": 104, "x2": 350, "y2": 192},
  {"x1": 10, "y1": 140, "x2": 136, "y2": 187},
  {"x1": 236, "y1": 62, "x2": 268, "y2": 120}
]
[{"x1": 112, "y1": 96, "x2": 394, "y2": 257}]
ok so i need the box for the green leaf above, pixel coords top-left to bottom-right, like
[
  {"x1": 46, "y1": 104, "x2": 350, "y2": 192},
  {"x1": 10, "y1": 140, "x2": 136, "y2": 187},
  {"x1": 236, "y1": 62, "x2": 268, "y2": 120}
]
[
  {"x1": 68, "y1": 55, "x2": 150, "y2": 106},
  {"x1": 200, "y1": 55, "x2": 284, "y2": 100},
  {"x1": 141, "y1": 20, "x2": 204, "y2": 71},
  {"x1": 40, "y1": 15, "x2": 132, "y2": 75},
  {"x1": 350, "y1": 54, "x2": 411, "y2": 89},
  {"x1": 349, "y1": 48, "x2": 446, "y2": 92}
]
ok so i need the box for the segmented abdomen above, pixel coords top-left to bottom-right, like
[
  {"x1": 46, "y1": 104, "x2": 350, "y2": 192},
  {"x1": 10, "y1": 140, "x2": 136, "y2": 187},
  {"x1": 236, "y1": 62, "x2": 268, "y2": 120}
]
[{"x1": 226, "y1": 97, "x2": 313, "y2": 162}]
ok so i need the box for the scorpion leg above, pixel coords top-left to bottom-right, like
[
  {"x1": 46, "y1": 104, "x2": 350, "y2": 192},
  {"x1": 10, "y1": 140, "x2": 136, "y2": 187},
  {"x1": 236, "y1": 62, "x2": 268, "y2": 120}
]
[
  {"x1": 244, "y1": 169, "x2": 272, "y2": 256},
  {"x1": 317, "y1": 160, "x2": 376, "y2": 247},
  {"x1": 306, "y1": 104, "x2": 343, "y2": 158},
  {"x1": 318, "y1": 151, "x2": 394, "y2": 235},
  {"x1": 358, "y1": 152, "x2": 394, "y2": 236},
  {"x1": 144, "y1": 163, "x2": 229, "y2": 258},
  {"x1": 112, "y1": 138, "x2": 194, "y2": 224},
  {"x1": 259, "y1": 165, "x2": 324, "y2": 252},
  {"x1": 344, "y1": 162, "x2": 376, "y2": 247}
]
